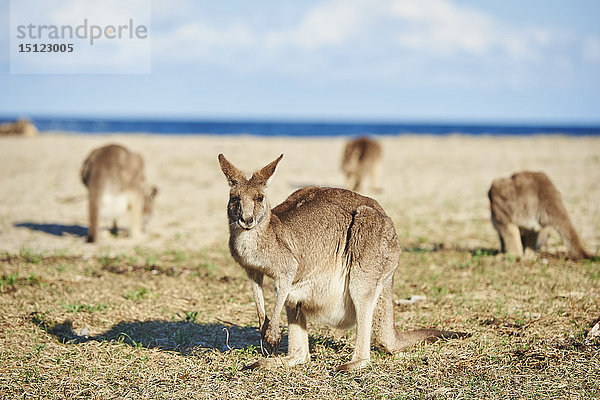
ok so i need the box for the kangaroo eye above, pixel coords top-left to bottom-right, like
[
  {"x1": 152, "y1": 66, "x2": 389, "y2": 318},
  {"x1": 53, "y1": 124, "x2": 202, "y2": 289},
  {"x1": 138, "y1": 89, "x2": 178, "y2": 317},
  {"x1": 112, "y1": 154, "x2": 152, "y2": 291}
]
[{"x1": 256, "y1": 195, "x2": 264, "y2": 203}]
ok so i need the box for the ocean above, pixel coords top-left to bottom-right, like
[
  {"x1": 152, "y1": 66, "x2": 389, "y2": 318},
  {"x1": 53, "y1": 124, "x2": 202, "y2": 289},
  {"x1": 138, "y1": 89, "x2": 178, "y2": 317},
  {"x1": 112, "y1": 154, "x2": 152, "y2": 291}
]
[{"x1": 3, "y1": 117, "x2": 600, "y2": 137}]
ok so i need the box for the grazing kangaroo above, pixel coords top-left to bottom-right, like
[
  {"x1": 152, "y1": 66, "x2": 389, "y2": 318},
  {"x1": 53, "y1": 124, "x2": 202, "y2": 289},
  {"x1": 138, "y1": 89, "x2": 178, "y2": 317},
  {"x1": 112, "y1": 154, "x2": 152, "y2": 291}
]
[
  {"x1": 0, "y1": 118, "x2": 38, "y2": 137},
  {"x1": 219, "y1": 153, "x2": 467, "y2": 371},
  {"x1": 488, "y1": 171, "x2": 590, "y2": 260},
  {"x1": 341, "y1": 137, "x2": 382, "y2": 192},
  {"x1": 81, "y1": 144, "x2": 157, "y2": 243}
]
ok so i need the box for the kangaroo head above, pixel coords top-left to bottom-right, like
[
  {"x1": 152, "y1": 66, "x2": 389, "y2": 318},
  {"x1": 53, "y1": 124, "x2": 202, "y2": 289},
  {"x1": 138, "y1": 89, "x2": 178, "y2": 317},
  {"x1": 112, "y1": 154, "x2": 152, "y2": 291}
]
[{"x1": 218, "y1": 154, "x2": 283, "y2": 230}]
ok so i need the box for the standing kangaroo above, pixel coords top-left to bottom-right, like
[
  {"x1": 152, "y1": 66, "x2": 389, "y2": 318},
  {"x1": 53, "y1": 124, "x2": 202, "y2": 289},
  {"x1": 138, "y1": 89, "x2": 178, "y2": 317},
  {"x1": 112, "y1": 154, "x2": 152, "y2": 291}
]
[
  {"x1": 81, "y1": 144, "x2": 157, "y2": 243},
  {"x1": 488, "y1": 171, "x2": 590, "y2": 260},
  {"x1": 219, "y1": 154, "x2": 467, "y2": 371},
  {"x1": 341, "y1": 137, "x2": 382, "y2": 192}
]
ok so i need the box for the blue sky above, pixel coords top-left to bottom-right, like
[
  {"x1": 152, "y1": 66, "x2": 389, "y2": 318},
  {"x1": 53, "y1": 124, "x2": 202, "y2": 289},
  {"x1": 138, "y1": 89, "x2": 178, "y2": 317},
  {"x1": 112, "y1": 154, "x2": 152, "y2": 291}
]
[{"x1": 2, "y1": 0, "x2": 600, "y2": 123}]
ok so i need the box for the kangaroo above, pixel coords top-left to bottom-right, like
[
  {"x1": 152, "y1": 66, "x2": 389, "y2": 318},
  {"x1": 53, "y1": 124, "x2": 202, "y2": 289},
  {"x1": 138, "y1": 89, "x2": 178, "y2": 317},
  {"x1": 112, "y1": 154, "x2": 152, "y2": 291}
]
[
  {"x1": 341, "y1": 136, "x2": 382, "y2": 192},
  {"x1": 0, "y1": 118, "x2": 38, "y2": 137},
  {"x1": 488, "y1": 171, "x2": 590, "y2": 260},
  {"x1": 219, "y1": 153, "x2": 467, "y2": 371},
  {"x1": 81, "y1": 144, "x2": 157, "y2": 243}
]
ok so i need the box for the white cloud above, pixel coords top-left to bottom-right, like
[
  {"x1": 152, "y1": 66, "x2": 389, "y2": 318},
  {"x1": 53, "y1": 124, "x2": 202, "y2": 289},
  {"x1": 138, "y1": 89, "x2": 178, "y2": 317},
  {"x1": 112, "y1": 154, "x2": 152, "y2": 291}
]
[
  {"x1": 390, "y1": 0, "x2": 497, "y2": 55},
  {"x1": 266, "y1": 0, "x2": 367, "y2": 50},
  {"x1": 6, "y1": 0, "x2": 597, "y2": 81},
  {"x1": 167, "y1": 21, "x2": 255, "y2": 50},
  {"x1": 149, "y1": 0, "x2": 599, "y2": 87},
  {"x1": 582, "y1": 37, "x2": 600, "y2": 64},
  {"x1": 156, "y1": 0, "x2": 551, "y2": 58}
]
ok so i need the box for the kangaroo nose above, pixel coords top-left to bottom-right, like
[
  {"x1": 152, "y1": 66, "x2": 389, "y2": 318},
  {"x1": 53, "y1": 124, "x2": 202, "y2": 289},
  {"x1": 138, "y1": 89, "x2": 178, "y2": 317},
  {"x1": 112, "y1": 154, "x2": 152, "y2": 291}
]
[{"x1": 240, "y1": 216, "x2": 254, "y2": 225}]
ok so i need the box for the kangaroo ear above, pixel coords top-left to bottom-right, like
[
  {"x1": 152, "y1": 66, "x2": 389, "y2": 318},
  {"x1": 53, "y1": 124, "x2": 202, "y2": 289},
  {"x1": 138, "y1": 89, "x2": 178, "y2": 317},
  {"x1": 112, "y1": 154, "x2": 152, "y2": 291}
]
[
  {"x1": 218, "y1": 154, "x2": 246, "y2": 187},
  {"x1": 251, "y1": 154, "x2": 283, "y2": 187}
]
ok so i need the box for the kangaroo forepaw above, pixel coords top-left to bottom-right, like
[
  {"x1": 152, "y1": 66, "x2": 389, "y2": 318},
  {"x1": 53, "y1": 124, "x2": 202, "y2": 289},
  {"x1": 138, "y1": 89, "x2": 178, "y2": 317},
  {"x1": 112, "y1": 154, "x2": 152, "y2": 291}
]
[
  {"x1": 259, "y1": 316, "x2": 270, "y2": 337},
  {"x1": 262, "y1": 329, "x2": 281, "y2": 355},
  {"x1": 259, "y1": 318, "x2": 281, "y2": 355}
]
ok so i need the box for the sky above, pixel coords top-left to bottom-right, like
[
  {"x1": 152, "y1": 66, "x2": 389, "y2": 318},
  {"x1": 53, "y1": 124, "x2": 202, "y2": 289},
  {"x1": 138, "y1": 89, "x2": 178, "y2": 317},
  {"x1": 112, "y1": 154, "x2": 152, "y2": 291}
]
[{"x1": 1, "y1": 0, "x2": 600, "y2": 123}]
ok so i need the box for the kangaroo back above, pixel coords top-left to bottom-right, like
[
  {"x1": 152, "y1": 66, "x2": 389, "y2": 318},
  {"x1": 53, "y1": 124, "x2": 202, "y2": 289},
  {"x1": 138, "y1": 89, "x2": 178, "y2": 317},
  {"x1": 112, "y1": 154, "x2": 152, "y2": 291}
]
[{"x1": 81, "y1": 144, "x2": 145, "y2": 191}]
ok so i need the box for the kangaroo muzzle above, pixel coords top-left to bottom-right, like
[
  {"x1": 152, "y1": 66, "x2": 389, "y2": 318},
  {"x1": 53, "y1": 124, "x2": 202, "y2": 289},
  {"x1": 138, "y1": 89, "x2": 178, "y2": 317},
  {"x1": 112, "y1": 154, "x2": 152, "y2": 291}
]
[{"x1": 238, "y1": 215, "x2": 256, "y2": 229}]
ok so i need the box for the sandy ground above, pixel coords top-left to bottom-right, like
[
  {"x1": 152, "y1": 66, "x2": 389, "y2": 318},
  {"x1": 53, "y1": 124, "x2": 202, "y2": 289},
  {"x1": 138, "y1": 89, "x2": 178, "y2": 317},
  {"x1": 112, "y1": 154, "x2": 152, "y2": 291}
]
[{"x1": 0, "y1": 133, "x2": 598, "y2": 257}]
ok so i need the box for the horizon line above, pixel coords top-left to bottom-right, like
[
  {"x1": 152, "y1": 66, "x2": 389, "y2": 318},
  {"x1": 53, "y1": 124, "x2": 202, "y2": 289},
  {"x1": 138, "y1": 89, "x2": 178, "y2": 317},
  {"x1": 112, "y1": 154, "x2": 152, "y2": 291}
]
[{"x1": 2, "y1": 114, "x2": 600, "y2": 128}]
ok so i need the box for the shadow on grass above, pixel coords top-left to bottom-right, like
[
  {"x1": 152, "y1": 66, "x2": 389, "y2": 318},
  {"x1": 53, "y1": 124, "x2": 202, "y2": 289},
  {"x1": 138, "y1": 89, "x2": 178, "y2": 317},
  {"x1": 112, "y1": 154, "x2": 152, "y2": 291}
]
[
  {"x1": 404, "y1": 243, "x2": 599, "y2": 261},
  {"x1": 30, "y1": 313, "x2": 350, "y2": 356},
  {"x1": 467, "y1": 247, "x2": 500, "y2": 256},
  {"x1": 14, "y1": 222, "x2": 88, "y2": 238},
  {"x1": 31, "y1": 315, "x2": 265, "y2": 354}
]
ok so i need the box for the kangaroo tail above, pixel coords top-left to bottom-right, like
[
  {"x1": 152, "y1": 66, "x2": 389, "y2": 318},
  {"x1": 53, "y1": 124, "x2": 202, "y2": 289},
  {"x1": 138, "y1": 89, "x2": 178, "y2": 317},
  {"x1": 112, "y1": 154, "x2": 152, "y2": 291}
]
[{"x1": 395, "y1": 329, "x2": 471, "y2": 349}]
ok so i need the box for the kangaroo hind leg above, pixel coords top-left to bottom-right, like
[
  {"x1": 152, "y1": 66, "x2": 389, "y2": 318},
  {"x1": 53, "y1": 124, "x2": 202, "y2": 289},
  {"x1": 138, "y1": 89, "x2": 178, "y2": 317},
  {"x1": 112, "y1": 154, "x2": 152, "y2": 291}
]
[
  {"x1": 497, "y1": 222, "x2": 523, "y2": 259},
  {"x1": 128, "y1": 192, "x2": 144, "y2": 238},
  {"x1": 244, "y1": 303, "x2": 310, "y2": 370},
  {"x1": 87, "y1": 193, "x2": 99, "y2": 243},
  {"x1": 371, "y1": 274, "x2": 401, "y2": 352},
  {"x1": 336, "y1": 205, "x2": 398, "y2": 371},
  {"x1": 336, "y1": 269, "x2": 383, "y2": 372}
]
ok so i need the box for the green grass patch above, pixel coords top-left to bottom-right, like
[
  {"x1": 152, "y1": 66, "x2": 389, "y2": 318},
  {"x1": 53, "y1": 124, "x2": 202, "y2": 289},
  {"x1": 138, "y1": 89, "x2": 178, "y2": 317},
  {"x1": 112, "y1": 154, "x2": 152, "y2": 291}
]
[
  {"x1": 18, "y1": 248, "x2": 44, "y2": 264},
  {"x1": 1, "y1": 248, "x2": 598, "y2": 399},
  {"x1": 0, "y1": 271, "x2": 19, "y2": 290},
  {"x1": 124, "y1": 287, "x2": 150, "y2": 301},
  {"x1": 62, "y1": 302, "x2": 108, "y2": 313}
]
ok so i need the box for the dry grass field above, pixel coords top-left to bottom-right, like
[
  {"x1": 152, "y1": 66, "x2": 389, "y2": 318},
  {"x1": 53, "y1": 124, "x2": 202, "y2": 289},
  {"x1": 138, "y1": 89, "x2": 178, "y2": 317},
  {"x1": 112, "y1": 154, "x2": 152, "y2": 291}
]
[{"x1": 1, "y1": 133, "x2": 599, "y2": 399}]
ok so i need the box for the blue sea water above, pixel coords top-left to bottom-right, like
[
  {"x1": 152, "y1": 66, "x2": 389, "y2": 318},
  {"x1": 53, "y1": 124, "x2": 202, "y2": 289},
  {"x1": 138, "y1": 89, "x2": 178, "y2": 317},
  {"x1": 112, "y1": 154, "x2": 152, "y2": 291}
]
[{"x1": 2, "y1": 116, "x2": 600, "y2": 137}]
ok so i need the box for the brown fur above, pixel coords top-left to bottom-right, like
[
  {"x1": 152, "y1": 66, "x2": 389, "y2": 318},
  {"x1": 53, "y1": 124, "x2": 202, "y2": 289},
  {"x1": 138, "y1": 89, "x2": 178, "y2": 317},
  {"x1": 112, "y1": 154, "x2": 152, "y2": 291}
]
[
  {"x1": 219, "y1": 153, "x2": 468, "y2": 371},
  {"x1": 488, "y1": 171, "x2": 590, "y2": 260},
  {"x1": 81, "y1": 144, "x2": 157, "y2": 243},
  {"x1": 0, "y1": 119, "x2": 38, "y2": 137},
  {"x1": 341, "y1": 137, "x2": 382, "y2": 192}
]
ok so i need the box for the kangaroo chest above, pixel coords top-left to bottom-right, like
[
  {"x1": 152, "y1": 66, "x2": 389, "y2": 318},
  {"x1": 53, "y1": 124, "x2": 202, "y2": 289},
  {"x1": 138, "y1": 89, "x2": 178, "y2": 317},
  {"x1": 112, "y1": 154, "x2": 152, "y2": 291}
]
[{"x1": 230, "y1": 229, "x2": 275, "y2": 273}]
